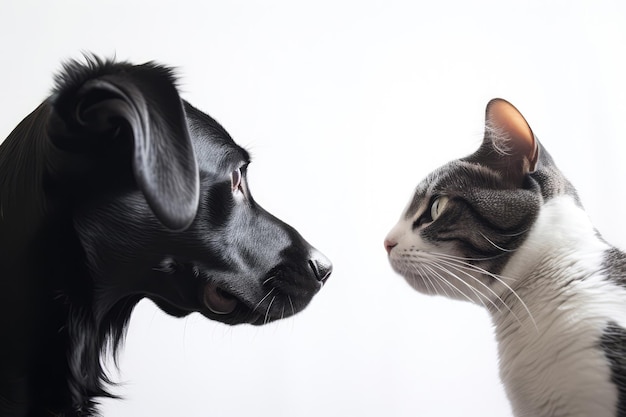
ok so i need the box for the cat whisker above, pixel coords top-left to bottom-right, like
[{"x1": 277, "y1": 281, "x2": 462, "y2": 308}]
[
  {"x1": 427, "y1": 265, "x2": 456, "y2": 299},
  {"x1": 430, "y1": 251, "x2": 506, "y2": 263},
  {"x1": 431, "y1": 259, "x2": 516, "y2": 317},
  {"x1": 415, "y1": 264, "x2": 442, "y2": 297},
  {"x1": 440, "y1": 258, "x2": 532, "y2": 316},
  {"x1": 402, "y1": 256, "x2": 443, "y2": 297},
  {"x1": 419, "y1": 264, "x2": 453, "y2": 300},
  {"x1": 420, "y1": 261, "x2": 492, "y2": 309},
  {"x1": 431, "y1": 252, "x2": 515, "y2": 282},
  {"x1": 418, "y1": 272, "x2": 437, "y2": 296},
  {"x1": 498, "y1": 228, "x2": 530, "y2": 237},
  {"x1": 382, "y1": 97, "x2": 623, "y2": 414},
  {"x1": 419, "y1": 264, "x2": 455, "y2": 299},
  {"x1": 434, "y1": 255, "x2": 537, "y2": 331},
  {"x1": 479, "y1": 231, "x2": 516, "y2": 253},
  {"x1": 396, "y1": 248, "x2": 537, "y2": 331},
  {"x1": 403, "y1": 253, "x2": 490, "y2": 308},
  {"x1": 424, "y1": 261, "x2": 502, "y2": 313}
]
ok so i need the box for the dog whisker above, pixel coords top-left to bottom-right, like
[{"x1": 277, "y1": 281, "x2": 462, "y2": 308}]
[
  {"x1": 2, "y1": 55, "x2": 332, "y2": 412},
  {"x1": 288, "y1": 296, "x2": 295, "y2": 318},
  {"x1": 286, "y1": 296, "x2": 296, "y2": 333},
  {"x1": 263, "y1": 276, "x2": 277, "y2": 286},
  {"x1": 252, "y1": 288, "x2": 275, "y2": 315},
  {"x1": 182, "y1": 316, "x2": 190, "y2": 355},
  {"x1": 264, "y1": 296, "x2": 276, "y2": 325}
]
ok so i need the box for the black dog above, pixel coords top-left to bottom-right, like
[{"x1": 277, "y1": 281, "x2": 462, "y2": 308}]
[{"x1": 0, "y1": 57, "x2": 331, "y2": 416}]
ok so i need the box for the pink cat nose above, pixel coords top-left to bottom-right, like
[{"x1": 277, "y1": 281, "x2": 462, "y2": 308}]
[{"x1": 384, "y1": 239, "x2": 397, "y2": 255}]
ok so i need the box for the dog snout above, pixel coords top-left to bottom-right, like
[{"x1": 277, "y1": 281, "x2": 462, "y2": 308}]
[{"x1": 308, "y1": 251, "x2": 332, "y2": 284}]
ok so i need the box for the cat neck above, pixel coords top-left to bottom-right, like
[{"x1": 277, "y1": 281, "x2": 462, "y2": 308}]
[
  {"x1": 487, "y1": 194, "x2": 611, "y2": 327},
  {"x1": 485, "y1": 194, "x2": 626, "y2": 417}
]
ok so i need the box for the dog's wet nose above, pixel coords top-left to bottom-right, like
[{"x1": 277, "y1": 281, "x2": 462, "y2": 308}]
[{"x1": 309, "y1": 251, "x2": 332, "y2": 284}]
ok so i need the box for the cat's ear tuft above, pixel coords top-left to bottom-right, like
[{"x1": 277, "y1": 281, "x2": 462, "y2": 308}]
[
  {"x1": 469, "y1": 98, "x2": 538, "y2": 186},
  {"x1": 485, "y1": 98, "x2": 538, "y2": 172}
]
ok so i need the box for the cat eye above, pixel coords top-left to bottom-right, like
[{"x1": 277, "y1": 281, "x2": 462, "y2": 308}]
[
  {"x1": 412, "y1": 195, "x2": 450, "y2": 229},
  {"x1": 430, "y1": 196, "x2": 449, "y2": 221}
]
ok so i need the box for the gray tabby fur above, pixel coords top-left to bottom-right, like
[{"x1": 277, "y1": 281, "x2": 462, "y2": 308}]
[{"x1": 385, "y1": 98, "x2": 626, "y2": 417}]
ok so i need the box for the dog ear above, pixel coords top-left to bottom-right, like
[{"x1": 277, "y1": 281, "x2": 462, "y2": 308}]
[{"x1": 47, "y1": 61, "x2": 199, "y2": 231}]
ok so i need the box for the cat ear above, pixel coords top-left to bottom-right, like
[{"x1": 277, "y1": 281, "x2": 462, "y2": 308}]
[
  {"x1": 47, "y1": 60, "x2": 199, "y2": 231},
  {"x1": 470, "y1": 98, "x2": 539, "y2": 186}
]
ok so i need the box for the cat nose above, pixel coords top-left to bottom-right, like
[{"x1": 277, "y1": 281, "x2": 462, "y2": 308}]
[{"x1": 384, "y1": 239, "x2": 397, "y2": 255}]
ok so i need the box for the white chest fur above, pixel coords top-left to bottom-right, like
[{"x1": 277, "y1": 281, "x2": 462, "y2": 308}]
[{"x1": 492, "y1": 195, "x2": 626, "y2": 417}]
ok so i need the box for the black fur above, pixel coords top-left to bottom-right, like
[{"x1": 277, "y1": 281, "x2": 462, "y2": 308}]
[
  {"x1": 600, "y1": 250, "x2": 626, "y2": 416},
  {"x1": 0, "y1": 56, "x2": 331, "y2": 416},
  {"x1": 600, "y1": 322, "x2": 626, "y2": 417}
]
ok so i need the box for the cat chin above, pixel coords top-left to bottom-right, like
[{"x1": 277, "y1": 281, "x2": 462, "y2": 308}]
[
  {"x1": 389, "y1": 255, "x2": 490, "y2": 305},
  {"x1": 386, "y1": 214, "x2": 503, "y2": 306},
  {"x1": 402, "y1": 276, "x2": 486, "y2": 304}
]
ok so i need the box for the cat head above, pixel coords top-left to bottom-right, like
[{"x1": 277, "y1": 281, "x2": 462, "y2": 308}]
[{"x1": 384, "y1": 99, "x2": 577, "y2": 304}]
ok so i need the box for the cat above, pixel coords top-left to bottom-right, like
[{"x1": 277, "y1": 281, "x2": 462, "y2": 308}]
[{"x1": 384, "y1": 98, "x2": 626, "y2": 417}]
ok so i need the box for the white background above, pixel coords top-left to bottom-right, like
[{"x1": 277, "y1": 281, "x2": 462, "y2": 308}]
[{"x1": 2, "y1": 1, "x2": 626, "y2": 416}]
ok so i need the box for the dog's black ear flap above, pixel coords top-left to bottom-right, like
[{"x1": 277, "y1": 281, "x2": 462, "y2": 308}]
[{"x1": 48, "y1": 62, "x2": 199, "y2": 231}]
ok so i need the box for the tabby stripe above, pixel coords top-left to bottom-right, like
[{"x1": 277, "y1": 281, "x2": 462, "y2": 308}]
[
  {"x1": 462, "y1": 201, "x2": 529, "y2": 236},
  {"x1": 435, "y1": 236, "x2": 504, "y2": 259},
  {"x1": 599, "y1": 322, "x2": 626, "y2": 417}
]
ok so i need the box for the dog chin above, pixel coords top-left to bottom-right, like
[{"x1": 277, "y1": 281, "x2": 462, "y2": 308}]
[
  {"x1": 199, "y1": 278, "x2": 320, "y2": 326},
  {"x1": 149, "y1": 254, "x2": 327, "y2": 325}
]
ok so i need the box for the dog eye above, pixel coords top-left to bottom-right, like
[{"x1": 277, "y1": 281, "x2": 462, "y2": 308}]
[{"x1": 231, "y1": 167, "x2": 243, "y2": 192}]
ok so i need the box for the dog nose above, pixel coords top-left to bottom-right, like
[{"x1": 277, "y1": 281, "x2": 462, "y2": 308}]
[{"x1": 309, "y1": 252, "x2": 332, "y2": 284}]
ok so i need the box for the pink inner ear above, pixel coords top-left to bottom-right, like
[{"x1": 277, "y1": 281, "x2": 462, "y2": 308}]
[{"x1": 486, "y1": 98, "x2": 538, "y2": 172}]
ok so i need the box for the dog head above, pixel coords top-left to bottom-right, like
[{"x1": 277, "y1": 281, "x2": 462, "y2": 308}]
[{"x1": 47, "y1": 57, "x2": 331, "y2": 326}]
